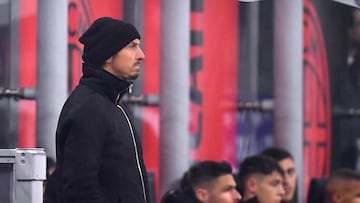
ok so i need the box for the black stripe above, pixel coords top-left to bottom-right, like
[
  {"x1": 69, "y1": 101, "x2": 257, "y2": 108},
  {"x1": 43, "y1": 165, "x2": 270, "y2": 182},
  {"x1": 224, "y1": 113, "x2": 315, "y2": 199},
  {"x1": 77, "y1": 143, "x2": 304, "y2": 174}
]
[
  {"x1": 191, "y1": 56, "x2": 203, "y2": 73},
  {"x1": 317, "y1": 142, "x2": 326, "y2": 147},
  {"x1": 191, "y1": 31, "x2": 203, "y2": 46},
  {"x1": 190, "y1": 88, "x2": 203, "y2": 105},
  {"x1": 191, "y1": 0, "x2": 203, "y2": 12}
]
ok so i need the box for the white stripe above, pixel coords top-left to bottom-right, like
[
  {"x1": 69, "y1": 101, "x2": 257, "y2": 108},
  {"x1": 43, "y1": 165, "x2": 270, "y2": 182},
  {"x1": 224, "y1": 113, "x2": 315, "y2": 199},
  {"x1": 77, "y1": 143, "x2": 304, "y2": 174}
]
[{"x1": 117, "y1": 105, "x2": 147, "y2": 203}]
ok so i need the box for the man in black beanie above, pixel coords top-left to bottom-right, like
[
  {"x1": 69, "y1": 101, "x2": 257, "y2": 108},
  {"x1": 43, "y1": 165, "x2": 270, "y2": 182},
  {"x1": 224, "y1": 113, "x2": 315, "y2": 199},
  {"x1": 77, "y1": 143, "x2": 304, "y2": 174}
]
[{"x1": 44, "y1": 17, "x2": 149, "y2": 203}]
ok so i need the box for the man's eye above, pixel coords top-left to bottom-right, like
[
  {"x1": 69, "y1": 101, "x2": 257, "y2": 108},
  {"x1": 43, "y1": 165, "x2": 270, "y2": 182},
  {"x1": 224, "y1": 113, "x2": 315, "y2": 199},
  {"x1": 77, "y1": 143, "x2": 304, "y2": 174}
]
[
  {"x1": 287, "y1": 168, "x2": 295, "y2": 175},
  {"x1": 129, "y1": 43, "x2": 138, "y2": 48},
  {"x1": 224, "y1": 186, "x2": 236, "y2": 192}
]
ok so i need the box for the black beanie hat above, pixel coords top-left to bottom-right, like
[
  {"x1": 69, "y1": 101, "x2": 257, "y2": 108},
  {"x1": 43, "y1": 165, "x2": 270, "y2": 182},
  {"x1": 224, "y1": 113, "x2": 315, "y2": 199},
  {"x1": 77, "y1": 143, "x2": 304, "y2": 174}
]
[{"x1": 79, "y1": 17, "x2": 141, "y2": 66}]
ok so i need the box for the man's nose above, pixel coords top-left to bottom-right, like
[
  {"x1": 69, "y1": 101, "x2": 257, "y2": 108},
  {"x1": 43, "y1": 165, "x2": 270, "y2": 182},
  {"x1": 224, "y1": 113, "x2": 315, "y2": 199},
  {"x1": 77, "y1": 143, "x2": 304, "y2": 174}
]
[
  {"x1": 137, "y1": 48, "x2": 145, "y2": 60},
  {"x1": 279, "y1": 185, "x2": 285, "y2": 195},
  {"x1": 283, "y1": 177, "x2": 289, "y2": 185},
  {"x1": 234, "y1": 190, "x2": 242, "y2": 200}
]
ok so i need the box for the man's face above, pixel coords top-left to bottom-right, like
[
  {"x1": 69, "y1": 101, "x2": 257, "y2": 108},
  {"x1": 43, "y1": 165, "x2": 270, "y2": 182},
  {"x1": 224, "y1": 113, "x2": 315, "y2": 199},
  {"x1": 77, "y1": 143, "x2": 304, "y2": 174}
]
[
  {"x1": 197, "y1": 174, "x2": 241, "y2": 203},
  {"x1": 256, "y1": 172, "x2": 285, "y2": 203},
  {"x1": 337, "y1": 181, "x2": 360, "y2": 203},
  {"x1": 104, "y1": 38, "x2": 145, "y2": 80},
  {"x1": 278, "y1": 158, "x2": 297, "y2": 202}
]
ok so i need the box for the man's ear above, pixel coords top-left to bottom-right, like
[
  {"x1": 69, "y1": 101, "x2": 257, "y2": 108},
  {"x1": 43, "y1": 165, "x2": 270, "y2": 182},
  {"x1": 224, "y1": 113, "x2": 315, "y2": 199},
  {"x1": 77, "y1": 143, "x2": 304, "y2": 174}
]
[
  {"x1": 195, "y1": 188, "x2": 209, "y2": 203},
  {"x1": 333, "y1": 192, "x2": 342, "y2": 203},
  {"x1": 246, "y1": 177, "x2": 258, "y2": 194},
  {"x1": 105, "y1": 56, "x2": 112, "y2": 64}
]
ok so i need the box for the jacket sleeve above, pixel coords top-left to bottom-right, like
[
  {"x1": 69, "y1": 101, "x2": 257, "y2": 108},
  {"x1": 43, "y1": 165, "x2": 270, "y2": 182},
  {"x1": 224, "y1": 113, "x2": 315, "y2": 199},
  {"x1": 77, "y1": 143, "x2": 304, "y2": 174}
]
[{"x1": 60, "y1": 110, "x2": 107, "y2": 203}]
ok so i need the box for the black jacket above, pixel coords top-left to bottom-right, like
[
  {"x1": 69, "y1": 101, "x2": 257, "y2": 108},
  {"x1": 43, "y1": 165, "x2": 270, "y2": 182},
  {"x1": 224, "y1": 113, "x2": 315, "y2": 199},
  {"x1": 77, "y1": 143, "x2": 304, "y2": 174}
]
[
  {"x1": 45, "y1": 64, "x2": 149, "y2": 203},
  {"x1": 160, "y1": 189, "x2": 198, "y2": 203},
  {"x1": 241, "y1": 197, "x2": 259, "y2": 203}
]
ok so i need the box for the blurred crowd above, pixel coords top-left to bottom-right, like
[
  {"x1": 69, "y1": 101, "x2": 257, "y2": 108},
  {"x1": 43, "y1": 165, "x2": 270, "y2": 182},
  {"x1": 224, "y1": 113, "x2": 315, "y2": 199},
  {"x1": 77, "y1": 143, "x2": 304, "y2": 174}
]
[{"x1": 159, "y1": 147, "x2": 360, "y2": 203}]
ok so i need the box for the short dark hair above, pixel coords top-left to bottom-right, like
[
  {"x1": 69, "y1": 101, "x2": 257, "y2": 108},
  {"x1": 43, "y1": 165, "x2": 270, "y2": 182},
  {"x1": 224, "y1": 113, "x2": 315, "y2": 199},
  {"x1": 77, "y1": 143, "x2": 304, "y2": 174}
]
[
  {"x1": 237, "y1": 155, "x2": 284, "y2": 193},
  {"x1": 261, "y1": 147, "x2": 293, "y2": 162},
  {"x1": 162, "y1": 161, "x2": 233, "y2": 203},
  {"x1": 325, "y1": 168, "x2": 360, "y2": 203},
  {"x1": 329, "y1": 168, "x2": 360, "y2": 182},
  {"x1": 181, "y1": 161, "x2": 233, "y2": 191}
]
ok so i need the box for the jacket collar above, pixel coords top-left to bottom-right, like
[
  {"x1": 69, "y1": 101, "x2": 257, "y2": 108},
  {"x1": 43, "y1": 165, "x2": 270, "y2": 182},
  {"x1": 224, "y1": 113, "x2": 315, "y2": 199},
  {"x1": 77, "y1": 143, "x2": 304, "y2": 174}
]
[{"x1": 79, "y1": 63, "x2": 132, "y2": 104}]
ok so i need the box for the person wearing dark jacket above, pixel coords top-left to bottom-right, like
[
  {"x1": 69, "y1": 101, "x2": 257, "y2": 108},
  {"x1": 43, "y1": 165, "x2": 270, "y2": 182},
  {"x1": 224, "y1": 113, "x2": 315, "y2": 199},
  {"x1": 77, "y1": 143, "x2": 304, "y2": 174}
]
[
  {"x1": 237, "y1": 155, "x2": 285, "y2": 203},
  {"x1": 161, "y1": 161, "x2": 241, "y2": 203},
  {"x1": 44, "y1": 17, "x2": 149, "y2": 203},
  {"x1": 324, "y1": 168, "x2": 360, "y2": 203},
  {"x1": 261, "y1": 147, "x2": 297, "y2": 203}
]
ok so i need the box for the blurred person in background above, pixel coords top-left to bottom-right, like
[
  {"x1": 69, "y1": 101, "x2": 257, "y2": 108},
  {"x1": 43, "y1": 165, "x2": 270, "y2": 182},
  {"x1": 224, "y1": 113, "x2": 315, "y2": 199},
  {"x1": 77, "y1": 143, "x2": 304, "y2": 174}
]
[
  {"x1": 43, "y1": 157, "x2": 56, "y2": 200},
  {"x1": 261, "y1": 147, "x2": 297, "y2": 203},
  {"x1": 335, "y1": 7, "x2": 360, "y2": 171},
  {"x1": 348, "y1": 8, "x2": 360, "y2": 82},
  {"x1": 237, "y1": 155, "x2": 285, "y2": 203},
  {"x1": 161, "y1": 160, "x2": 241, "y2": 203},
  {"x1": 324, "y1": 168, "x2": 360, "y2": 203}
]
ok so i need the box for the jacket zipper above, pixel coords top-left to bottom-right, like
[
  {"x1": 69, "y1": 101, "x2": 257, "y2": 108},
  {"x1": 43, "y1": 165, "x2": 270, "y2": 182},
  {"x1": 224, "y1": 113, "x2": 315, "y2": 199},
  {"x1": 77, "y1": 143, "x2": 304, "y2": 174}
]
[{"x1": 117, "y1": 104, "x2": 147, "y2": 203}]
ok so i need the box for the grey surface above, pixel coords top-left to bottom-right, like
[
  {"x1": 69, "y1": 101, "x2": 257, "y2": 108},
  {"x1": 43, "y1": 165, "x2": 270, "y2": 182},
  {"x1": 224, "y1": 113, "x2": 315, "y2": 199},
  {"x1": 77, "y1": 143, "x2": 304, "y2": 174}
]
[
  {"x1": 0, "y1": 148, "x2": 45, "y2": 203},
  {"x1": 0, "y1": 163, "x2": 13, "y2": 203},
  {"x1": 0, "y1": 0, "x2": 18, "y2": 150},
  {"x1": 160, "y1": 0, "x2": 190, "y2": 196},
  {"x1": 36, "y1": 0, "x2": 68, "y2": 160},
  {"x1": 273, "y1": 1, "x2": 304, "y2": 203}
]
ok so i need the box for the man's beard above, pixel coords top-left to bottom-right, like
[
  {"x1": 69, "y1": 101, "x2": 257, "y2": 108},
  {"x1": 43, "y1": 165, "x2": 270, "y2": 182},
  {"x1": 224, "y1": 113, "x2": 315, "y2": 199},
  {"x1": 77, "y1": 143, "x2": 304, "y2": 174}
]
[{"x1": 128, "y1": 73, "x2": 139, "y2": 80}]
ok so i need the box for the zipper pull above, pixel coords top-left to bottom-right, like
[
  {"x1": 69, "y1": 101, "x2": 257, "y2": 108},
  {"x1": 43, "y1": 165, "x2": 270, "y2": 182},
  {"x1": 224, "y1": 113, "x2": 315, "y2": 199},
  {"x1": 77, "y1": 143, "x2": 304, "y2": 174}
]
[
  {"x1": 128, "y1": 84, "x2": 133, "y2": 94},
  {"x1": 115, "y1": 93, "x2": 121, "y2": 104}
]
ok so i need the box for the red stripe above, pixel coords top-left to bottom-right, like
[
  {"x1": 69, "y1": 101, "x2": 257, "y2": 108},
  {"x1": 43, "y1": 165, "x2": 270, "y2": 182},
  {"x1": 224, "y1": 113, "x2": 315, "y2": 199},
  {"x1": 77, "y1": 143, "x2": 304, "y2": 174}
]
[
  {"x1": 143, "y1": 0, "x2": 161, "y2": 201},
  {"x1": 18, "y1": 0, "x2": 37, "y2": 148},
  {"x1": 303, "y1": 0, "x2": 331, "y2": 201},
  {"x1": 91, "y1": 0, "x2": 122, "y2": 19},
  {"x1": 190, "y1": 0, "x2": 238, "y2": 165}
]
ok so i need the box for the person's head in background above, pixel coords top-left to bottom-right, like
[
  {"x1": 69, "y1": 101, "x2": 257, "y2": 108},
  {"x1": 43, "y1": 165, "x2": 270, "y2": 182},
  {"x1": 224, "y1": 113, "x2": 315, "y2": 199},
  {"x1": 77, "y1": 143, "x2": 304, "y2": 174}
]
[
  {"x1": 348, "y1": 8, "x2": 360, "y2": 46},
  {"x1": 325, "y1": 168, "x2": 360, "y2": 203},
  {"x1": 181, "y1": 160, "x2": 241, "y2": 203},
  {"x1": 43, "y1": 157, "x2": 56, "y2": 194},
  {"x1": 261, "y1": 147, "x2": 296, "y2": 203},
  {"x1": 347, "y1": 8, "x2": 360, "y2": 69},
  {"x1": 238, "y1": 155, "x2": 285, "y2": 203},
  {"x1": 46, "y1": 157, "x2": 56, "y2": 178}
]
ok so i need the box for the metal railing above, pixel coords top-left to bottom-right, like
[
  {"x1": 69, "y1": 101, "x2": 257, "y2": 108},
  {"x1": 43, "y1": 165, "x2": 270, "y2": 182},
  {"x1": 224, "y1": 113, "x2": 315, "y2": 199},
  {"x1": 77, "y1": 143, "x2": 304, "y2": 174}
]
[{"x1": 0, "y1": 148, "x2": 46, "y2": 203}]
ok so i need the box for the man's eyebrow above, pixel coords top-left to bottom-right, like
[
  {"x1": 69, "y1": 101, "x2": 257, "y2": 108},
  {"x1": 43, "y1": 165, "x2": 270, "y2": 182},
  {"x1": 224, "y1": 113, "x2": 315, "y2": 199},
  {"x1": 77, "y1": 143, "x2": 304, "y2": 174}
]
[
  {"x1": 223, "y1": 184, "x2": 236, "y2": 191},
  {"x1": 131, "y1": 41, "x2": 140, "y2": 46}
]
